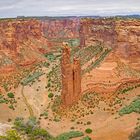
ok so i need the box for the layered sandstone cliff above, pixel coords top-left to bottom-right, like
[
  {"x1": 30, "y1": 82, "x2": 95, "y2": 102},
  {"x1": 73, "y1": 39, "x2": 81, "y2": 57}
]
[
  {"x1": 42, "y1": 18, "x2": 80, "y2": 39},
  {"x1": 115, "y1": 20, "x2": 140, "y2": 60},
  {"x1": 80, "y1": 18, "x2": 140, "y2": 62},
  {"x1": 0, "y1": 17, "x2": 140, "y2": 71},
  {"x1": 0, "y1": 19, "x2": 42, "y2": 51},
  {"x1": 0, "y1": 18, "x2": 80, "y2": 71},
  {"x1": 0, "y1": 19, "x2": 46, "y2": 70}
]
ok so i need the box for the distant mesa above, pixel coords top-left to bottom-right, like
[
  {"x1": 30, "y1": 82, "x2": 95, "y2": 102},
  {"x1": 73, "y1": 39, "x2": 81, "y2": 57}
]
[{"x1": 17, "y1": 16, "x2": 25, "y2": 18}]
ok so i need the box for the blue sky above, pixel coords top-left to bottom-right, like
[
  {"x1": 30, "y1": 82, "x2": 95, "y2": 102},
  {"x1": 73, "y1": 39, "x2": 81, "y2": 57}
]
[{"x1": 0, "y1": 0, "x2": 140, "y2": 18}]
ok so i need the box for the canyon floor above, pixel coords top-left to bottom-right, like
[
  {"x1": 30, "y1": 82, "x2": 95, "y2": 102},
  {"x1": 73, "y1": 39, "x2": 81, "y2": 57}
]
[
  {"x1": 0, "y1": 17, "x2": 140, "y2": 140},
  {"x1": 0, "y1": 55, "x2": 140, "y2": 140}
]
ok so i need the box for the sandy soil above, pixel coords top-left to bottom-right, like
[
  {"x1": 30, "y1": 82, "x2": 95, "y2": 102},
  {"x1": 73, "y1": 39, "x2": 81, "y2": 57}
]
[
  {"x1": 0, "y1": 59, "x2": 139, "y2": 140},
  {"x1": 0, "y1": 79, "x2": 139, "y2": 140},
  {"x1": 39, "y1": 87, "x2": 140, "y2": 139}
]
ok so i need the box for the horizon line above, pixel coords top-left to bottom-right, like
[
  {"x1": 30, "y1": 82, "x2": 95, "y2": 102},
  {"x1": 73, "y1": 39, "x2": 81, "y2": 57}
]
[{"x1": 1, "y1": 14, "x2": 140, "y2": 19}]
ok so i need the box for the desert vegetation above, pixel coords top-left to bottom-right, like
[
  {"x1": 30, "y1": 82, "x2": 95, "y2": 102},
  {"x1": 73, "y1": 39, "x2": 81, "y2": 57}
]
[
  {"x1": 0, "y1": 17, "x2": 140, "y2": 140},
  {"x1": 119, "y1": 96, "x2": 140, "y2": 116},
  {"x1": 0, "y1": 117, "x2": 88, "y2": 140},
  {"x1": 21, "y1": 71, "x2": 44, "y2": 86},
  {"x1": 0, "y1": 92, "x2": 17, "y2": 110}
]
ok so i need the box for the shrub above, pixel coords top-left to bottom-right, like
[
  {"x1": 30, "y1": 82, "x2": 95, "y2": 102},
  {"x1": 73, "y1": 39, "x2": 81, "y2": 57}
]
[
  {"x1": 0, "y1": 94, "x2": 3, "y2": 99},
  {"x1": 70, "y1": 127, "x2": 75, "y2": 130},
  {"x1": 85, "y1": 128, "x2": 92, "y2": 134},
  {"x1": 8, "y1": 105, "x2": 14, "y2": 110},
  {"x1": 48, "y1": 93, "x2": 54, "y2": 98},
  {"x1": 0, "y1": 130, "x2": 21, "y2": 140},
  {"x1": 31, "y1": 128, "x2": 50, "y2": 137},
  {"x1": 3, "y1": 84, "x2": 8, "y2": 92},
  {"x1": 56, "y1": 131, "x2": 84, "y2": 140},
  {"x1": 13, "y1": 117, "x2": 53, "y2": 139},
  {"x1": 44, "y1": 62, "x2": 50, "y2": 67},
  {"x1": 1, "y1": 117, "x2": 84, "y2": 140},
  {"x1": 51, "y1": 96, "x2": 62, "y2": 112},
  {"x1": 53, "y1": 118, "x2": 60, "y2": 122},
  {"x1": 21, "y1": 71, "x2": 43, "y2": 86},
  {"x1": 7, "y1": 92, "x2": 14, "y2": 98},
  {"x1": 42, "y1": 111, "x2": 48, "y2": 117},
  {"x1": 81, "y1": 136, "x2": 91, "y2": 140},
  {"x1": 47, "y1": 82, "x2": 51, "y2": 87},
  {"x1": 45, "y1": 53, "x2": 56, "y2": 61},
  {"x1": 8, "y1": 118, "x2": 12, "y2": 122},
  {"x1": 87, "y1": 121, "x2": 91, "y2": 125},
  {"x1": 119, "y1": 97, "x2": 140, "y2": 116}
]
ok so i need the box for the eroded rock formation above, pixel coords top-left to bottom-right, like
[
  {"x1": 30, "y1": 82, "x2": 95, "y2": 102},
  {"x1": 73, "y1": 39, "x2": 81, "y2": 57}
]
[
  {"x1": 0, "y1": 17, "x2": 140, "y2": 73},
  {"x1": 0, "y1": 19, "x2": 42, "y2": 52},
  {"x1": 80, "y1": 18, "x2": 140, "y2": 60},
  {"x1": 61, "y1": 44, "x2": 81, "y2": 106}
]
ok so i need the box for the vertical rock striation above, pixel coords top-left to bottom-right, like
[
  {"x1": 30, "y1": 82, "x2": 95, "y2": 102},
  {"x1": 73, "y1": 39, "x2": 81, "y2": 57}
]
[
  {"x1": 73, "y1": 57, "x2": 81, "y2": 100},
  {"x1": 61, "y1": 45, "x2": 74, "y2": 106},
  {"x1": 61, "y1": 44, "x2": 81, "y2": 107}
]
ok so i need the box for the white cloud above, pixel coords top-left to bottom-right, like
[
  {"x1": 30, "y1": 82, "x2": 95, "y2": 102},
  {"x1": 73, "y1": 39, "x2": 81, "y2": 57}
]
[{"x1": 0, "y1": 0, "x2": 140, "y2": 17}]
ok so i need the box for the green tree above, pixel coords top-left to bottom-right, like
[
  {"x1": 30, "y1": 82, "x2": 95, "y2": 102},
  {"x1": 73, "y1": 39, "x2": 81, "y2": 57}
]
[
  {"x1": 7, "y1": 92, "x2": 14, "y2": 98},
  {"x1": 0, "y1": 130, "x2": 21, "y2": 140},
  {"x1": 85, "y1": 128, "x2": 92, "y2": 134}
]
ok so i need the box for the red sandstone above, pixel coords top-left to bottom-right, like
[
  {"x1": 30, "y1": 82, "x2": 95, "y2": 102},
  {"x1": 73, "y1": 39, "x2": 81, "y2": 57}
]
[{"x1": 61, "y1": 44, "x2": 81, "y2": 106}]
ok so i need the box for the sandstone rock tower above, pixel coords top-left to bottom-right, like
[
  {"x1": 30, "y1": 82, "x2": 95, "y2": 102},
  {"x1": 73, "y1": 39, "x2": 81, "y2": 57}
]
[{"x1": 61, "y1": 43, "x2": 81, "y2": 106}]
